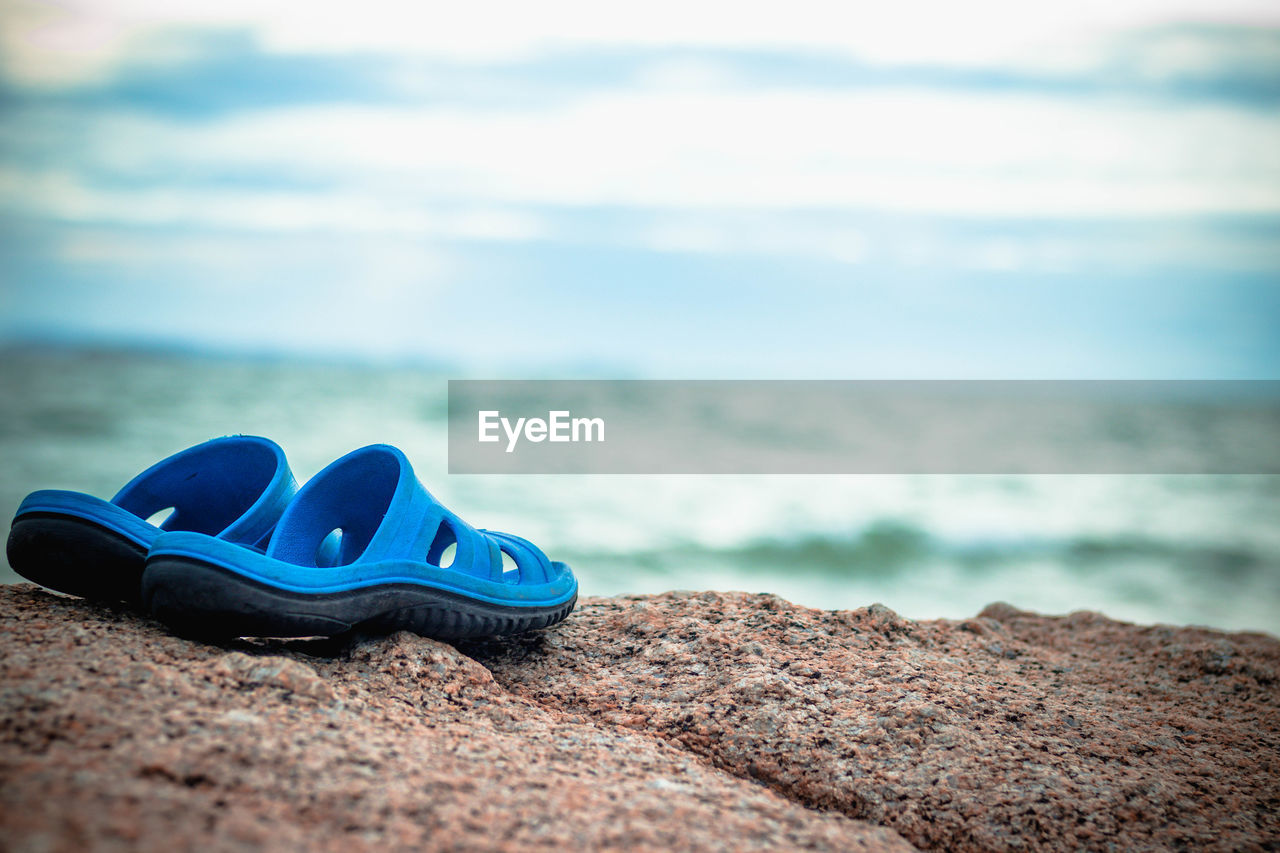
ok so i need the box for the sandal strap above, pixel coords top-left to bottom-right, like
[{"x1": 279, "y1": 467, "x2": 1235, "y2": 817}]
[
  {"x1": 268, "y1": 443, "x2": 553, "y2": 586},
  {"x1": 111, "y1": 435, "x2": 293, "y2": 546}
]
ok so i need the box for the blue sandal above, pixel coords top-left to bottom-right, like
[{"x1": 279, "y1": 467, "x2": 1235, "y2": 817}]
[
  {"x1": 142, "y1": 444, "x2": 577, "y2": 639},
  {"x1": 7, "y1": 436, "x2": 296, "y2": 604}
]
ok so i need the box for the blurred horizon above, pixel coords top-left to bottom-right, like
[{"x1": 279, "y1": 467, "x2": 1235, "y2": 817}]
[
  {"x1": 2, "y1": 0, "x2": 1279, "y2": 378},
  {"x1": 3, "y1": 346, "x2": 1279, "y2": 633}
]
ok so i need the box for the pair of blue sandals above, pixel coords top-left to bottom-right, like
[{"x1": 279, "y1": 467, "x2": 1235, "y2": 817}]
[{"x1": 7, "y1": 437, "x2": 577, "y2": 640}]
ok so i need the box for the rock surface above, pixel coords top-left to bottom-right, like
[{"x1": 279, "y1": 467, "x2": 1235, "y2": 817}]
[{"x1": 1, "y1": 585, "x2": 1277, "y2": 852}]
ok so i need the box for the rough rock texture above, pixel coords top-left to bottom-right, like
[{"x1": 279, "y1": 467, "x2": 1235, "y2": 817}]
[
  {"x1": 465, "y1": 594, "x2": 1280, "y2": 851},
  {"x1": 0, "y1": 587, "x2": 906, "y2": 852},
  {"x1": 2, "y1": 586, "x2": 1278, "y2": 852}
]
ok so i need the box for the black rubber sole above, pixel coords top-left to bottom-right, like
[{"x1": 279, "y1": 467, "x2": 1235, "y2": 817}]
[
  {"x1": 6, "y1": 512, "x2": 147, "y2": 605},
  {"x1": 142, "y1": 556, "x2": 577, "y2": 641}
]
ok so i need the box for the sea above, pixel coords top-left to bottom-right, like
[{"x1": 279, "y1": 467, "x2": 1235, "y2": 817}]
[{"x1": 2, "y1": 345, "x2": 1278, "y2": 636}]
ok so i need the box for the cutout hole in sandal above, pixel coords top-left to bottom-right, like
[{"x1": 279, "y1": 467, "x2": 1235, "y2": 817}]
[
  {"x1": 145, "y1": 507, "x2": 175, "y2": 528},
  {"x1": 499, "y1": 547, "x2": 520, "y2": 583},
  {"x1": 437, "y1": 542, "x2": 456, "y2": 568},
  {"x1": 427, "y1": 520, "x2": 457, "y2": 568},
  {"x1": 317, "y1": 528, "x2": 343, "y2": 568}
]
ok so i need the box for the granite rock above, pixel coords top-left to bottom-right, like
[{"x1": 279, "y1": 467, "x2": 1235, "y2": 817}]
[
  {"x1": 464, "y1": 593, "x2": 1280, "y2": 851},
  {"x1": 2, "y1": 584, "x2": 1278, "y2": 851},
  {"x1": 0, "y1": 586, "x2": 910, "y2": 852}
]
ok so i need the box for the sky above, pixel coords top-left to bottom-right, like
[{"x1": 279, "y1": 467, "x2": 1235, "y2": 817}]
[{"x1": 1, "y1": 0, "x2": 1278, "y2": 377}]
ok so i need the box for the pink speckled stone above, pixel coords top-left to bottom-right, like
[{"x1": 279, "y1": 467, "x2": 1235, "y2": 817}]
[
  {"x1": 463, "y1": 592, "x2": 1280, "y2": 852},
  {"x1": 0, "y1": 586, "x2": 909, "y2": 852},
  {"x1": 3, "y1": 584, "x2": 1277, "y2": 851}
]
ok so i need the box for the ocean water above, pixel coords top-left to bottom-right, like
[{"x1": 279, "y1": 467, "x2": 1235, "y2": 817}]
[{"x1": 2, "y1": 346, "x2": 1278, "y2": 636}]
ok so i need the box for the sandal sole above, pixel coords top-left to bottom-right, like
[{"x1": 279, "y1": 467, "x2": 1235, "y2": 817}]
[
  {"x1": 7, "y1": 512, "x2": 147, "y2": 605},
  {"x1": 143, "y1": 555, "x2": 576, "y2": 640}
]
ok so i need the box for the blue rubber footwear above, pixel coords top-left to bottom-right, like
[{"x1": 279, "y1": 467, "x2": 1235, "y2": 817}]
[
  {"x1": 7, "y1": 436, "x2": 296, "y2": 605},
  {"x1": 142, "y1": 444, "x2": 578, "y2": 639}
]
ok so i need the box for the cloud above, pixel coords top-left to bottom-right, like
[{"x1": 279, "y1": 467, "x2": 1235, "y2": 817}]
[
  {"x1": 0, "y1": 166, "x2": 550, "y2": 241},
  {"x1": 6, "y1": 6, "x2": 1280, "y2": 111},
  {"x1": 5, "y1": 7, "x2": 1277, "y2": 226},
  {"x1": 1, "y1": 0, "x2": 1276, "y2": 374},
  {"x1": 7, "y1": 85, "x2": 1277, "y2": 219},
  {"x1": 4, "y1": 0, "x2": 1279, "y2": 85}
]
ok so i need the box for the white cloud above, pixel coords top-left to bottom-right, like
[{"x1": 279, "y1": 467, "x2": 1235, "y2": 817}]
[
  {"x1": 4, "y1": 0, "x2": 1279, "y2": 85},
  {"x1": 2, "y1": 4, "x2": 1276, "y2": 277},
  {"x1": 44, "y1": 87, "x2": 1280, "y2": 218},
  {"x1": 0, "y1": 167, "x2": 548, "y2": 239}
]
